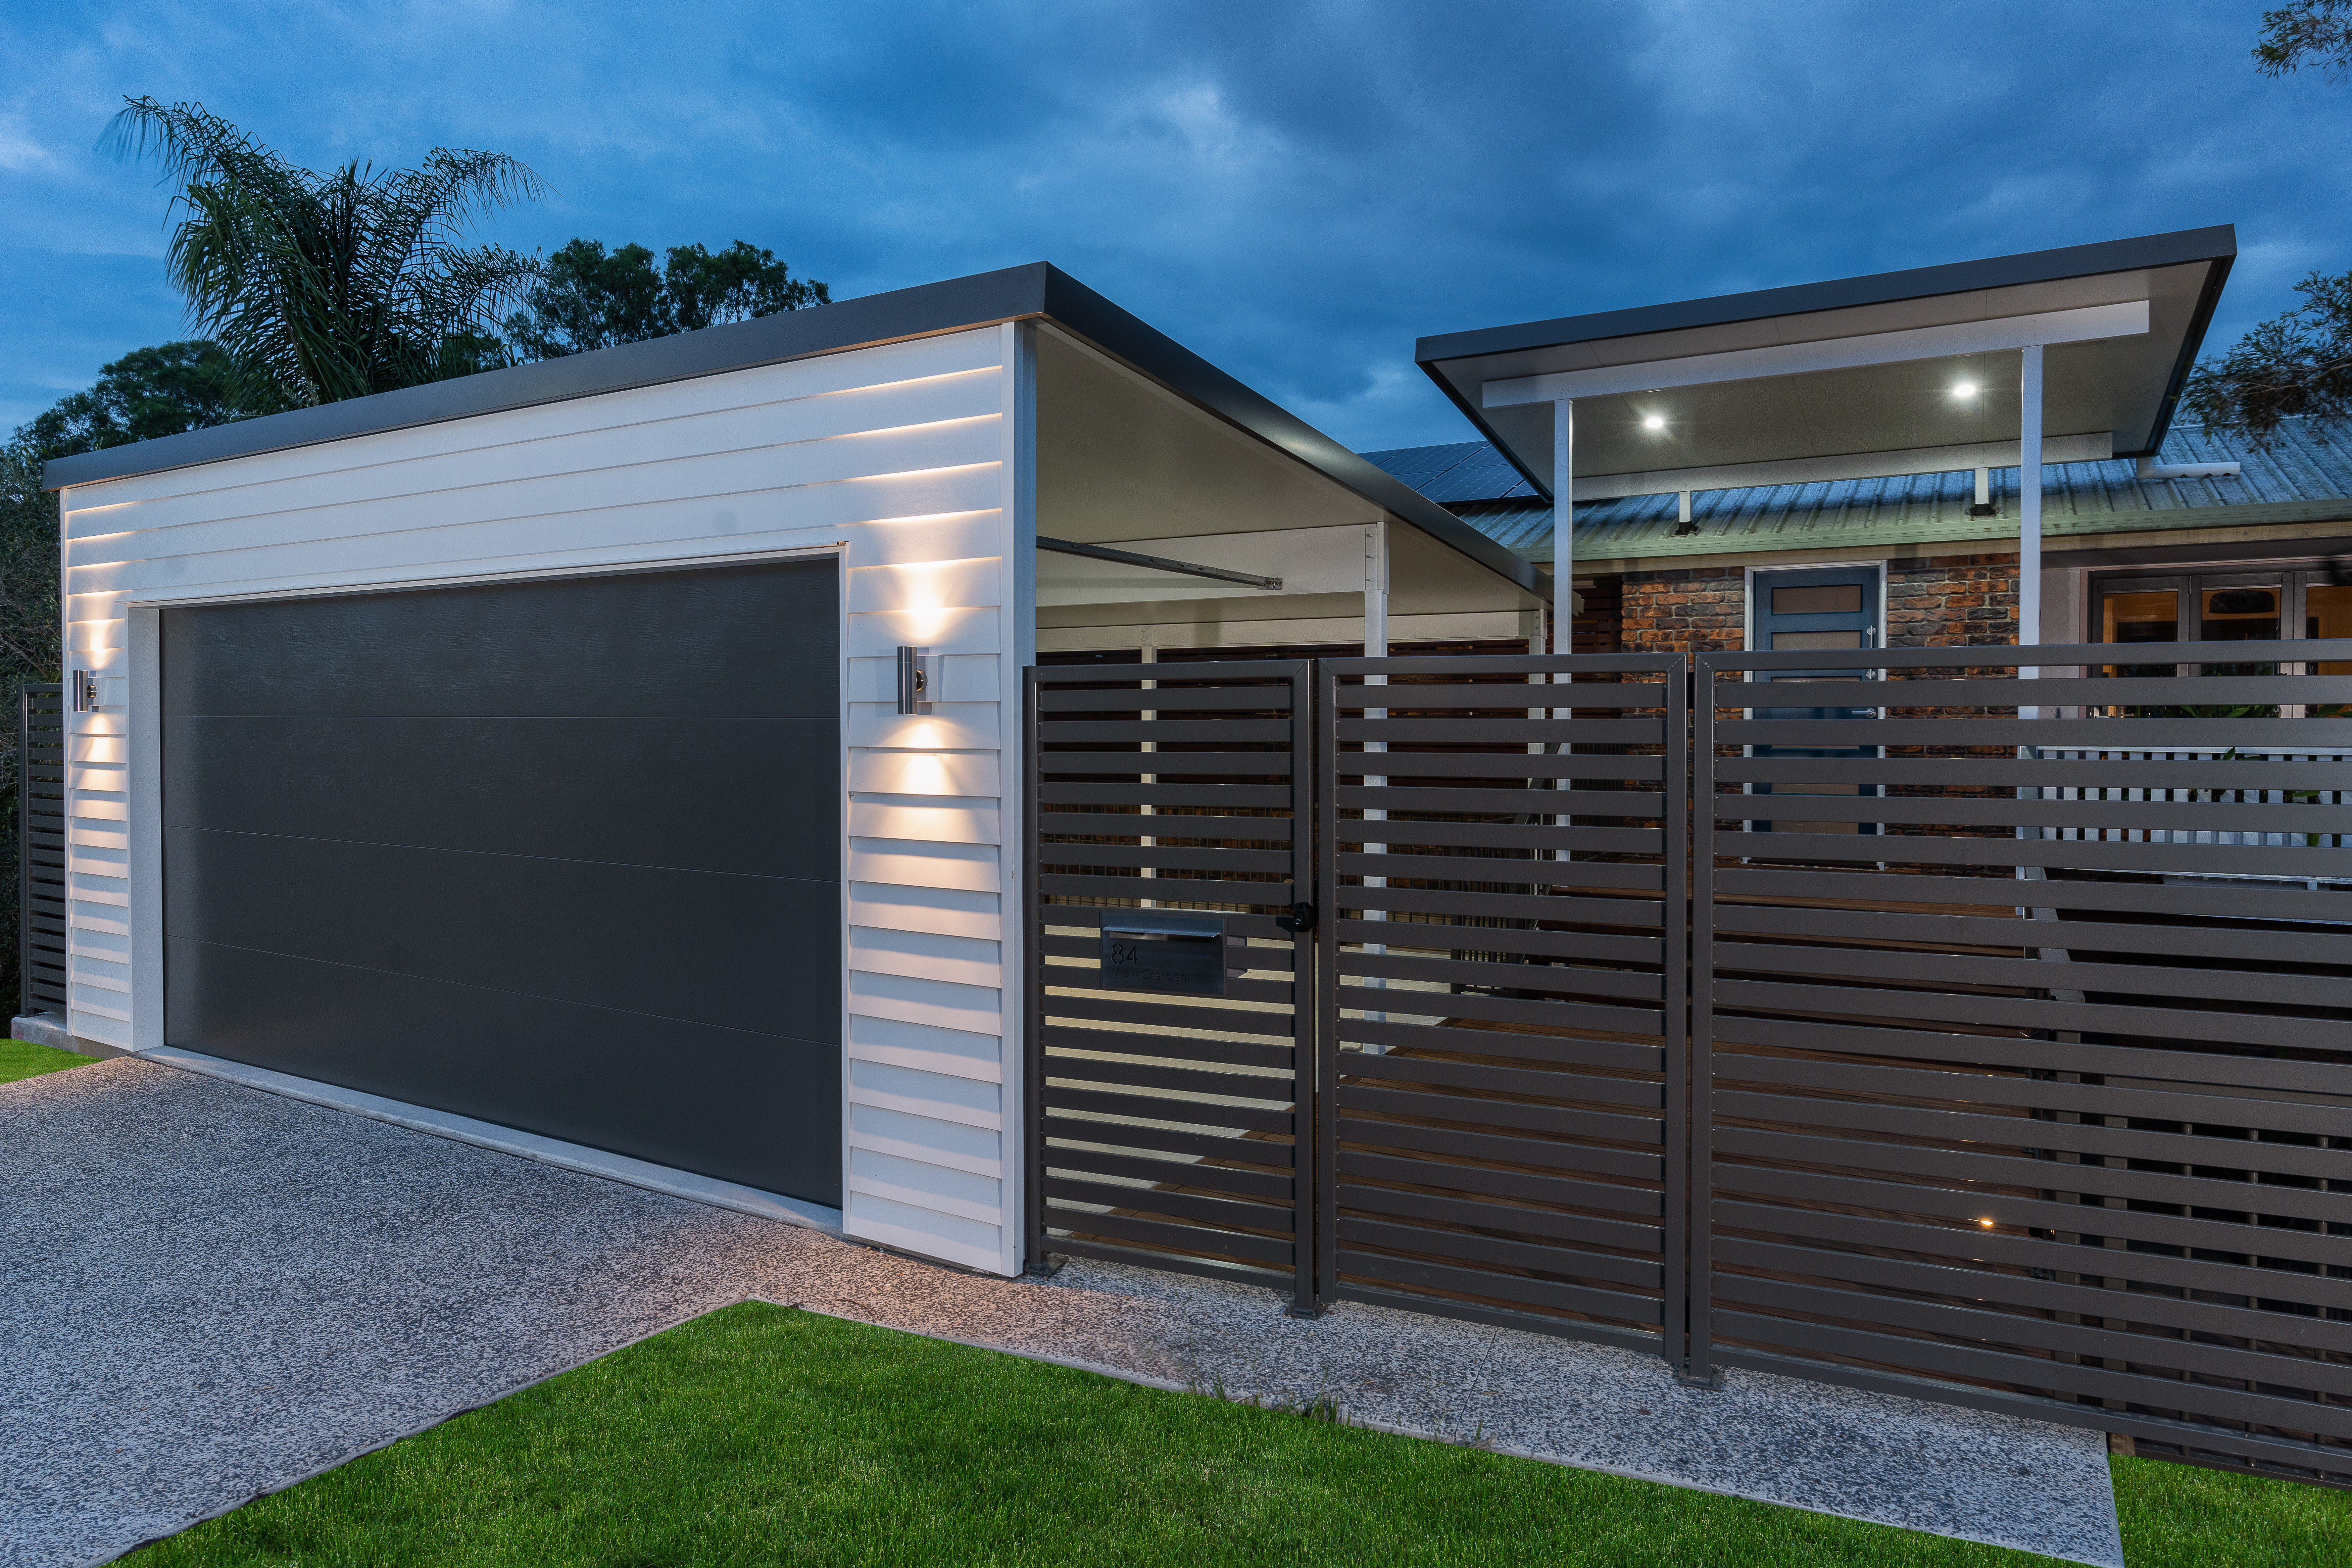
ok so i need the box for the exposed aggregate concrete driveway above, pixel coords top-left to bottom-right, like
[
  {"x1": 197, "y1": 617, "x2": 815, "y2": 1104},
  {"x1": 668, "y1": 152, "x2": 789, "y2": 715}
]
[{"x1": 1, "y1": 1056, "x2": 2122, "y2": 1567}]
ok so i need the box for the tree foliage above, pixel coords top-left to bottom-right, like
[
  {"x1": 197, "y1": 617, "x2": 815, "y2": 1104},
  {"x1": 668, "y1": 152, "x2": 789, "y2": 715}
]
[
  {"x1": 2183, "y1": 272, "x2": 2352, "y2": 448},
  {"x1": 16, "y1": 341, "x2": 290, "y2": 464},
  {"x1": 2256, "y1": 0, "x2": 2352, "y2": 78},
  {"x1": 505, "y1": 239, "x2": 829, "y2": 359},
  {"x1": 0, "y1": 444, "x2": 60, "y2": 1013},
  {"x1": 103, "y1": 97, "x2": 545, "y2": 407},
  {"x1": 2183, "y1": 5, "x2": 2352, "y2": 445}
]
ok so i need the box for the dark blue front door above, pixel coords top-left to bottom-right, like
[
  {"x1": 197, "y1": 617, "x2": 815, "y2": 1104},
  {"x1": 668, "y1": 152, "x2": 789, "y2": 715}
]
[{"x1": 1750, "y1": 565, "x2": 1880, "y2": 836}]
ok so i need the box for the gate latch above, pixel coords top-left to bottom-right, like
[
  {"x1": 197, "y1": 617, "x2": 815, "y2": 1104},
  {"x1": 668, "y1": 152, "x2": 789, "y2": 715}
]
[{"x1": 1274, "y1": 901, "x2": 1317, "y2": 935}]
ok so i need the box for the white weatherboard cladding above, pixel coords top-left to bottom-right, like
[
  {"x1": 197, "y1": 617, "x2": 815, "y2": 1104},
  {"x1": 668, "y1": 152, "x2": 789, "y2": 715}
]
[{"x1": 58, "y1": 324, "x2": 1031, "y2": 1276}]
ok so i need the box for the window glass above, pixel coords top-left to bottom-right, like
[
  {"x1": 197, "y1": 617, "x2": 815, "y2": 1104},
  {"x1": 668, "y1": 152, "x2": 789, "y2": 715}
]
[
  {"x1": 1771, "y1": 630, "x2": 1863, "y2": 650},
  {"x1": 2200, "y1": 586, "x2": 2280, "y2": 642},
  {"x1": 2307, "y1": 583, "x2": 2352, "y2": 676},
  {"x1": 2102, "y1": 590, "x2": 2177, "y2": 644},
  {"x1": 1771, "y1": 584, "x2": 1862, "y2": 615},
  {"x1": 2101, "y1": 590, "x2": 2179, "y2": 680}
]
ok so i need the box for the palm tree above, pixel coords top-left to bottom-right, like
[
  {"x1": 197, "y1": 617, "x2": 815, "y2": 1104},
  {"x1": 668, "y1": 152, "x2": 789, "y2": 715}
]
[{"x1": 103, "y1": 98, "x2": 545, "y2": 407}]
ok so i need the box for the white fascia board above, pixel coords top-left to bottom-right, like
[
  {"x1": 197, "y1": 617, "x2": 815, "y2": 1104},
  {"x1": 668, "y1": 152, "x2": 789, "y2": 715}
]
[
  {"x1": 1483, "y1": 301, "x2": 2151, "y2": 408},
  {"x1": 1573, "y1": 432, "x2": 2116, "y2": 501}
]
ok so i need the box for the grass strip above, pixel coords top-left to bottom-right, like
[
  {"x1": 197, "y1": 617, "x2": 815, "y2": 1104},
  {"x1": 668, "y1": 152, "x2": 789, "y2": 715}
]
[
  {"x1": 129, "y1": 1301, "x2": 2103, "y2": 1567},
  {"x1": 2111, "y1": 1452, "x2": 2348, "y2": 1566},
  {"x1": 0, "y1": 1036, "x2": 102, "y2": 1085}
]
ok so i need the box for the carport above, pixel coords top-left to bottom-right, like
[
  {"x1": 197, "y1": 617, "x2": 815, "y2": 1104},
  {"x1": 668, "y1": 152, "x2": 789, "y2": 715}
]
[{"x1": 41, "y1": 263, "x2": 1537, "y2": 1277}]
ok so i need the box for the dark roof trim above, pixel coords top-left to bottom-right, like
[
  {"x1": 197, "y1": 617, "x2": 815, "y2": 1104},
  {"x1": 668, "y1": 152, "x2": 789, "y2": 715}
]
[
  {"x1": 1414, "y1": 226, "x2": 2238, "y2": 365},
  {"x1": 2130, "y1": 244, "x2": 2235, "y2": 461},
  {"x1": 46, "y1": 262, "x2": 1541, "y2": 600}
]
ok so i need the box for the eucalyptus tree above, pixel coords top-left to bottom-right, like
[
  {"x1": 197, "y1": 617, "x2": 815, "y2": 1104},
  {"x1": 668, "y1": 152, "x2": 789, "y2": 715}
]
[
  {"x1": 103, "y1": 97, "x2": 545, "y2": 407},
  {"x1": 2184, "y1": 3, "x2": 2352, "y2": 445}
]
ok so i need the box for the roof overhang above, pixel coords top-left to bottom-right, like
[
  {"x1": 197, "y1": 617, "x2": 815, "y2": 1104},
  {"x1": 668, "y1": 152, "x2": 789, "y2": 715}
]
[
  {"x1": 46, "y1": 262, "x2": 1541, "y2": 602},
  {"x1": 1416, "y1": 227, "x2": 2236, "y2": 502}
]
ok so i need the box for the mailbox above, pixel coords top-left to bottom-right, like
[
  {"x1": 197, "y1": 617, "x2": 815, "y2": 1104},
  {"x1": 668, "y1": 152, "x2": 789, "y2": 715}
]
[{"x1": 1099, "y1": 913, "x2": 1227, "y2": 996}]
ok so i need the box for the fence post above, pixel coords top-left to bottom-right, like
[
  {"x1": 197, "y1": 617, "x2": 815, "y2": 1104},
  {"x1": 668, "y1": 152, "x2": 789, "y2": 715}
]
[
  {"x1": 16, "y1": 682, "x2": 28, "y2": 1024},
  {"x1": 1682, "y1": 656, "x2": 1720, "y2": 1387},
  {"x1": 1289, "y1": 660, "x2": 1321, "y2": 1315}
]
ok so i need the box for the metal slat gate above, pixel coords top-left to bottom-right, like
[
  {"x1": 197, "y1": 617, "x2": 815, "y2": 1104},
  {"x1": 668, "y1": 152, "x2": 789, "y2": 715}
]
[
  {"x1": 1025, "y1": 643, "x2": 2352, "y2": 1486},
  {"x1": 1318, "y1": 654, "x2": 1688, "y2": 1362},
  {"x1": 1025, "y1": 660, "x2": 1316, "y2": 1300},
  {"x1": 18, "y1": 683, "x2": 66, "y2": 1019}
]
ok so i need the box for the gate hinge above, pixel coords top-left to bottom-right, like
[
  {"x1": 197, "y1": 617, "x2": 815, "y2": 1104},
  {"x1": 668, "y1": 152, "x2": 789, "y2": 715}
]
[{"x1": 1275, "y1": 901, "x2": 1318, "y2": 934}]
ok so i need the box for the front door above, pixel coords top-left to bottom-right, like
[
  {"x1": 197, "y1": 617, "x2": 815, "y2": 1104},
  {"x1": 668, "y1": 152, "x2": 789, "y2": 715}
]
[{"x1": 1749, "y1": 565, "x2": 1881, "y2": 836}]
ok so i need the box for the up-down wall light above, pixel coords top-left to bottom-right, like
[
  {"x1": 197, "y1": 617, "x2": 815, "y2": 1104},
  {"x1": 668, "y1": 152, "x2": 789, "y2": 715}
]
[{"x1": 896, "y1": 645, "x2": 931, "y2": 716}]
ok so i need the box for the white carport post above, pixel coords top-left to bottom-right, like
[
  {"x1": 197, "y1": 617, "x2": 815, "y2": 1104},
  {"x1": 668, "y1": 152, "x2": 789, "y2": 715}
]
[
  {"x1": 1551, "y1": 398, "x2": 1573, "y2": 869},
  {"x1": 2019, "y1": 344, "x2": 2044, "y2": 660},
  {"x1": 1552, "y1": 399, "x2": 1574, "y2": 655}
]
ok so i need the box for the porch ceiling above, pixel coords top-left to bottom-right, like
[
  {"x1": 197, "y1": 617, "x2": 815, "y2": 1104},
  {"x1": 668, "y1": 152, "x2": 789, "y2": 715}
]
[
  {"x1": 1418, "y1": 228, "x2": 2235, "y2": 499},
  {"x1": 1036, "y1": 325, "x2": 1541, "y2": 620}
]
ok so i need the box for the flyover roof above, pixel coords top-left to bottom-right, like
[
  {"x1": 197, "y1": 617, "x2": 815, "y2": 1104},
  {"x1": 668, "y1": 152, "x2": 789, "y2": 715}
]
[{"x1": 1416, "y1": 227, "x2": 2237, "y2": 502}]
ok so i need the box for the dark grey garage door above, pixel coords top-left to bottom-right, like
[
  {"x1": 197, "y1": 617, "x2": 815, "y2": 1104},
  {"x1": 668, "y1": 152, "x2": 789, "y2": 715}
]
[{"x1": 163, "y1": 559, "x2": 841, "y2": 1206}]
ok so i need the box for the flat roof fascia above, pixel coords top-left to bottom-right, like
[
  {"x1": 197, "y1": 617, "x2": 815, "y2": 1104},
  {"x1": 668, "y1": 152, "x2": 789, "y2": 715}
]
[{"x1": 43, "y1": 261, "x2": 1541, "y2": 602}]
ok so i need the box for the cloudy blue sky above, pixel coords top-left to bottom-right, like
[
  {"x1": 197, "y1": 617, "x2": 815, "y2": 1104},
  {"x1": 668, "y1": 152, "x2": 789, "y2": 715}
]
[{"x1": 0, "y1": 1, "x2": 2342, "y2": 450}]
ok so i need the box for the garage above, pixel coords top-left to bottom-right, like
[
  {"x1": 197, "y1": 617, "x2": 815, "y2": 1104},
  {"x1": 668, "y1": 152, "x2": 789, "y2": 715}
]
[
  {"x1": 161, "y1": 559, "x2": 842, "y2": 1206},
  {"x1": 44, "y1": 262, "x2": 1539, "y2": 1274}
]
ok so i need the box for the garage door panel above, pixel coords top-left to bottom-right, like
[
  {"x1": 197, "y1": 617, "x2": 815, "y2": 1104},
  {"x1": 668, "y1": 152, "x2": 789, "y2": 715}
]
[
  {"x1": 166, "y1": 827, "x2": 835, "y2": 1037},
  {"x1": 166, "y1": 937, "x2": 839, "y2": 1200},
  {"x1": 162, "y1": 561, "x2": 838, "y2": 720},
  {"x1": 164, "y1": 715, "x2": 835, "y2": 880},
  {"x1": 165, "y1": 558, "x2": 843, "y2": 1208}
]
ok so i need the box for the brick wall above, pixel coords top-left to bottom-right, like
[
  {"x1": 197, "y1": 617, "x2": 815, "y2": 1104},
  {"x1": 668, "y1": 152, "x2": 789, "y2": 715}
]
[
  {"x1": 1887, "y1": 552, "x2": 2018, "y2": 648},
  {"x1": 1617, "y1": 567, "x2": 1744, "y2": 655},
  {"x1": 1574, "y1": 574, "x2": 1624, "y2": 655}
]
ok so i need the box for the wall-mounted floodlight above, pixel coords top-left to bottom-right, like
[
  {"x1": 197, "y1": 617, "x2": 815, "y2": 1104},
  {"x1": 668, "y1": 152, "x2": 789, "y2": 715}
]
[
  {"x1": 896, "y1": 646, "x2": 931, "y2": 715},
  {"x1": 1641, "y1": 413, "x2": 1666, "y2": 431},
  {"x1": 1952, "y1": 382, "x2": 1978, "y2": 399}
]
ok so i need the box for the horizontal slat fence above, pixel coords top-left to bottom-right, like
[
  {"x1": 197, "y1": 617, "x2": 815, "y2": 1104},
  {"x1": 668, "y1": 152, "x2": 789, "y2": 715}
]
[
  {"x1": 1024, "y1": 660, "x2": 1315, "y2": 1303},
  {"x1": 18, "y1": 683, "x2": 66, "y2": 1019},
  {"x1": 1318, "y1": 655, "x2": 1688, "y2": 1359},
  {"x1": 1695, "y1": 639, "x2": 2352, "y2": 1486}
]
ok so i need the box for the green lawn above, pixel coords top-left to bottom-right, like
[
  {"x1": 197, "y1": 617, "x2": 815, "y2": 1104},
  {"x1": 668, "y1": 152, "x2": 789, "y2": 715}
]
[
  {"x1": 117, "y1": 1302, "x2": 2347, "y2": 1567},
  {"x1": 0, "y1": 1036, "x2": 102, "y2": 1085}
]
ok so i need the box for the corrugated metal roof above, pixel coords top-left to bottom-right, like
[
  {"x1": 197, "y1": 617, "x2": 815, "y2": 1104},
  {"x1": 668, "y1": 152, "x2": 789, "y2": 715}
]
[
  {"x1": 1360, "y1": 421, "x2": 2352, "y2": 566},
  {"x1": 1355, "y1": 440, "x2": 1537, "y2": 504}
]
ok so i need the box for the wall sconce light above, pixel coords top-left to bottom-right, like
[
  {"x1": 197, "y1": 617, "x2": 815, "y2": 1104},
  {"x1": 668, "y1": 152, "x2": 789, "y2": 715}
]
[
  {"x1": 896, "y1": 646, "x2": 931, "y2": 715},
  {"x1": 70, "y1": 670, "x2": 97, "y2": 713}
]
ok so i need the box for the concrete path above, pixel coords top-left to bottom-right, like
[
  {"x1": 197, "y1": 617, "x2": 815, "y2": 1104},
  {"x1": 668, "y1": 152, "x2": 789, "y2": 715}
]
[{"x1": 0, "y1": 1057, "x2": 2122, "y2": 1567}]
